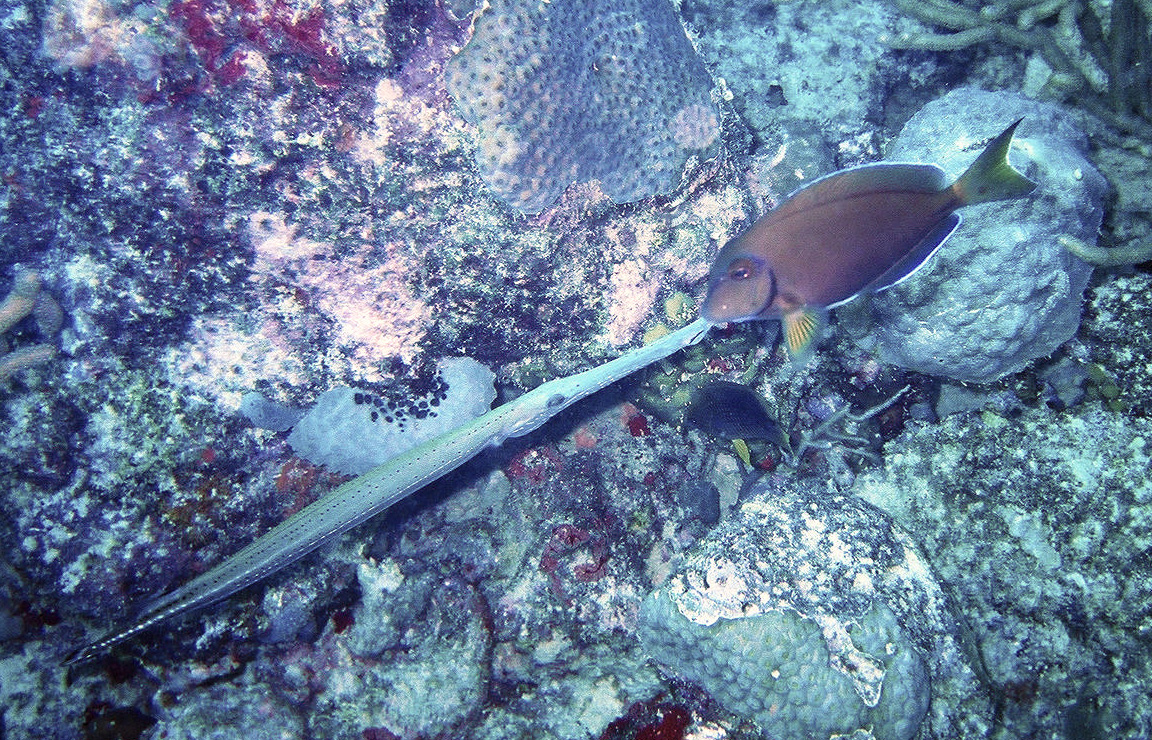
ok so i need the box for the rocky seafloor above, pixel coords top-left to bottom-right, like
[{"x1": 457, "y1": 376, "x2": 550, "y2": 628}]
[{"x1": 1, "y1": 0, "x2": 1151, "y2": 738}]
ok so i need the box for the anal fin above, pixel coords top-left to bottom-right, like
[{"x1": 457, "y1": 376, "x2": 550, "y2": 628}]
[{"x1": 870, "y1": 212, "x2": 961, "y2": 295}]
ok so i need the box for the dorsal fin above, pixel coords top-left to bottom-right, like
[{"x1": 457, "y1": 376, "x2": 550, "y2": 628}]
[{"x1": 774, "y1": 163, "x2": 948, "y2": 220}]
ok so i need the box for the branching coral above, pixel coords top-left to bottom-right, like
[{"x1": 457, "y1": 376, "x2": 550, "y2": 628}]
[
  {"x1": 0, "y1": 270, "x2": 63, "y2": 382},
  {"x1": 888, "y1": 0, "x2": 1152, "y2": 139},
  {"x1": 791, "y1": 385, "x2": 912, "y2": 465},
  {"x1": 1059, "y1": 233, "x2": 1152, "y2": 265}
]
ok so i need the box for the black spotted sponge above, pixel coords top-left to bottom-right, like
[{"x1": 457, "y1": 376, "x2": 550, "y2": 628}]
[{"x1": 446, "y1": 0, "x2": 719, "y2": 213}]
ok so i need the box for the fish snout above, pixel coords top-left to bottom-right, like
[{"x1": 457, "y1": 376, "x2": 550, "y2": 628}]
[{"x1": 701, "y1": 257, "x2": 776, "y2": 323}]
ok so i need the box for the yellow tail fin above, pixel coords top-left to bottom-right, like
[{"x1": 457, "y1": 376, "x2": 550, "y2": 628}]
[{"x1": 953, "y1": 119, "x2": 1037, "y2": 205}]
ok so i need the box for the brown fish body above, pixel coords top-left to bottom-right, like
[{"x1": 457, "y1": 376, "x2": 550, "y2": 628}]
[
  {"x1": 723, "y1": 171, "x2": 962, "y2": 312},
  {"x1": 701, "y1": 120, "x2": 1036, "y2": 355}
]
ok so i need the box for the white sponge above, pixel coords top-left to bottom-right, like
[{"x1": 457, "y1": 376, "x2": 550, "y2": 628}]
[{"x1": 284, "y1": 358, "x2": 495, "y2": 475}]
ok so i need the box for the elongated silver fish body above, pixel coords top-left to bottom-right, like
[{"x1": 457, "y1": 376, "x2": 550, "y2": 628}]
[{"x1": 66, "y1": 318, "x2": 710, "y2": 665}]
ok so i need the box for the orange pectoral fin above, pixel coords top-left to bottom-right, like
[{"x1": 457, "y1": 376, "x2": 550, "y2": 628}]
[{"x1": 782, "y1": 307, "x2": 823, "y2": 357}]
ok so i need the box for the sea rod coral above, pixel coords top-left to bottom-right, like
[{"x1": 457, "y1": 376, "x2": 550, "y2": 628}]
[
  {"x1": 887, "y1": 0, "x2": 1152, "y2": 139},
  {"x1": 0, "y1": 269, "x2": 63, "y2": 383}
]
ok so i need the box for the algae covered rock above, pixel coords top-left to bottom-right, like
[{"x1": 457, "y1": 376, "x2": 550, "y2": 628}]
[
  {"x1": 839, "y1": 88, "x2": 1106, "y2": 384},
  {"x1": 638, "y1": 479, "x2": 991, "y2": 739},
  {"x1": 853, "y1": 401, "x2": 1152, "y2": 738}
]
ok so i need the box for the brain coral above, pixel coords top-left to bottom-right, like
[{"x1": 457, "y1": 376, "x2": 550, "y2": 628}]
[
  {"x1": 445, "y1": 0, "x2": 719, "y2": 213},
  {"x1": 639, "y1": 479, "x2": 994, "y2": 739}
]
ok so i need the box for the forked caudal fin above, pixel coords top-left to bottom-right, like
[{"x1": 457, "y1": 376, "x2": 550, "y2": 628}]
[{"x1": 952, "y1": 118, "x2": 1037, "y2": 206}]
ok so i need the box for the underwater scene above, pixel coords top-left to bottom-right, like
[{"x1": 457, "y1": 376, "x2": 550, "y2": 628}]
[{"x1": 1, "y1": 0, "x2": 1151, "y2": 737}]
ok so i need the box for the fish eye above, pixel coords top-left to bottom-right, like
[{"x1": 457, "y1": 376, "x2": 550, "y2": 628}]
[{"x1": 727, "y1": 257, "x2": 758, "y2": 281}]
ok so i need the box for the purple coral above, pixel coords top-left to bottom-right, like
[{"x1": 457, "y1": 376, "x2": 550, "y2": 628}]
[{"x1": 445, "y1": 0, "x2": 719, "y2": 213}]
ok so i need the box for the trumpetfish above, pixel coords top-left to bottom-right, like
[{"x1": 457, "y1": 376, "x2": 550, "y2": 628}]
[{"x1": 66, "y1": 318, "x2": 711, "y2": 665}]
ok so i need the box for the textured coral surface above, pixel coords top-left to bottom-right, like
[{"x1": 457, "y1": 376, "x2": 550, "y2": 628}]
[{"x1": 445, "y1": 0, "x2": 719, "y2": 213}]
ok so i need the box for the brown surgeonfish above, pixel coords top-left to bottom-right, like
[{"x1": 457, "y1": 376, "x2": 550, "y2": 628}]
[{"x1": 701, "y1": 120, "x2": 1037, "y2": 356}]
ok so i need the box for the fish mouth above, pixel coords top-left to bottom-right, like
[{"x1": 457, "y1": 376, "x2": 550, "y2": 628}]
[
  {"x1": 700, "y1": 306, "x2": 732, "y2": 324},
  {"x1": 701, "y1": 283, "x2": 771, "y2": 324},
  {"x1": 700, "y1": 296, "x2": 761, "y2": 324}
]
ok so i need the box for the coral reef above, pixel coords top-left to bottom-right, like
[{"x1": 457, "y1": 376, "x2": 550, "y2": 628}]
[
  {"x1": 1078, "y1": 271, "x2": 1152, "y2": 417},
  {"x1": 854, "y1": 400, "x2": 1152, "y2": 738},
  {"x1": 445, "y1": 0, "x2": 719, "y2": 213},
  {"x1": 688, "y1": 0, "x2": 903, "y2": 140},
  {"x1": 41, "y1": 0, "x2": 165, "y2": 77},
  {"x1": 3, "y1": 0, "x2": 1152, "y2": 735},
  {"x1": 639, "y1": 479, "x2": 987, "y2": 739}
]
